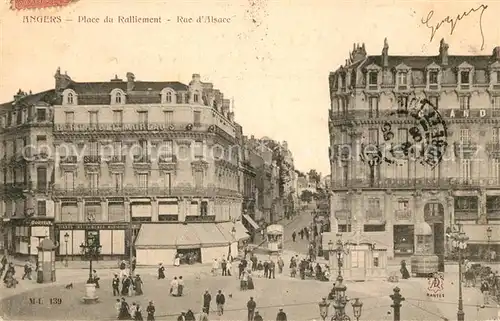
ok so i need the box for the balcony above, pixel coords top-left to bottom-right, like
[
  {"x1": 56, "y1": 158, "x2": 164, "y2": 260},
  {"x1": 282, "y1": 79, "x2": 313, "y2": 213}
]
[
  {"x1": 132, "y1": 155, "x2": 151, "y2": 168},
  {"x1": 51, "y1": 186, "x2": 241, "y2": 198},
  {"x1": 395, "y1": 209, "x2": 411, "y2": 221},
  {"x1": 158, "y1": 155, "x2": 177, "y2": 171},
  {"x1": 331, "y1": 177, "x2": 500, "y2": 190},
  {"x1": 454, "y1": 142, "x2": 479, "y2": 157},
  {"x1": 158, "y1": 214, "x2": 179, "y2": 222},
  {"x1": 184, "y1": 215, "x2": 216, "y2": 222},
  {"x1": 60, "y1": 156, "x2": 78, "y2": 163},
  {"x1": 53, "y1": 122, "x2": 214, "y2": 134},
  {"x1": 334, "y1": 210, "x2": 350, "y2": 220},
  {"x1": 108, "y1": 155, "x2": 126, "y2": 163},
  {"x1": 83, "y1": 155, "x2": 101, "y2": 164},
  {"x1": 486, "y1": 143, "x2": 500, "y2": 158},
  {"x1": 366, "y1": 209, "x2": 384, "y2": 221}
]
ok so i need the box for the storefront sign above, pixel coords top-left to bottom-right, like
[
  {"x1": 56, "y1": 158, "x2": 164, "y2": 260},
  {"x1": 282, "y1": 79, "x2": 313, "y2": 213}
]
[
  {"x1": 56, "y1": 223, "x2": 140, "y2": 230},
  {"x1": 446, "y1": 109, "x2": 488, "y2": 118},
  {"x1": 30, "y1": 220, "x2": 54, "y2": 227},
  {"x1": 8, "y1": 218, "x2": 54, "y2": 227}
]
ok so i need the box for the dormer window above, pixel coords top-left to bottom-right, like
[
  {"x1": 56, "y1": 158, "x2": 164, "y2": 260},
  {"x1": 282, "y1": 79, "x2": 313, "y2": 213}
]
[
  {"x1": 460, "y1": 71, "x2": 470, "y2": 84},
  {"x1": 425, "y1": 63, "x2": 441, "y2": 91},
  {"x1": 193, "y1": 93, "x2": 199, "y2": 103},
  {"x1": 489, "y1": 62, "x2": 500, "y2": 90},
  {"x1": 161, "y1": 88, "x2": 176, "y2": 104},
  {"x1": 67, "y1": 93, "x2": 74, "y2": 104},
  {"x1": 165, "y1": 92, "x2": 172, "y2": 103},
  {"x1": 340, "y1": 73, "x2": 347, "y2": 90},
  {"x1": 365, "y1": 63, "x2": 381, "y2": 91},
  {"x1": 63, "y1": 89, "x2": 77, "y2": 105},
  {"x1": 115, "y1": 92, "x2": 122, "y2": 104},
  {"x1": 429, "y1": 71, "x2": 438, "y2": 85},
  {"x1": 397, "y1": 73, "x2": 408, "y2": 86},
  {"x1": 457, "y1": 62, "x2": 473, "y2": 90},
  {"x1": 395, "y1": 63, "x2": 411, "y2": 91},
  {"x1": 368, "y1": 72, "x2": 378, "y2": 86},
  {"x1": 110, "y1": 89, "x2": 126, "y2": 105}
]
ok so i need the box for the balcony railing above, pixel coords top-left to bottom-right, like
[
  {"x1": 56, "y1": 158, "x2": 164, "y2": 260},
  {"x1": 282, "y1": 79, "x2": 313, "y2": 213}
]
[
  {"x1": 185, "y1": 215, "x2": 216, "y2": 222},
  {"x1": 51, "y1": 186, "x2": 241, "y2": 198},
  {"x1": 158, "y1": 214, "x2": 179, "y2": 222},
  {"x1": 108, "y1": 155, "x2": 126, "y2": 163},
  {"x1": 454, "y1": 142, "x2": 478, "y2": 156},
  {"x1": 366, "y1": 209, "x2": 383, "y2": 220},
  {"x1": 53, "y1": 122, "x2": 213, "y2": 133},
  {"x1": 395, "y1": 209, "x2": 411, "y2": 220},
  {"x1": 334, "y1": 210, "x2": 350, "y2": 220},
  {"x1": 83, "y1": 155, "x2": 101, "y2": 164},
  {"x1": 60, "y1": 156, "x2": 78, "y2": 163},
  {"x1": 158, "y1": 155, "x2": 177, "y2": 163},
  {"x1": 331, "y1": 177, "x2": 500, "y2": 189},
  {"x1": 133, "y1": 155, "x2": 150, "y2": 163}
]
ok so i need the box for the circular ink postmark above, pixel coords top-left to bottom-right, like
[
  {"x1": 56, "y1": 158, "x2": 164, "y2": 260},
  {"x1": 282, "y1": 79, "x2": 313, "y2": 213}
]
[{"x1": 360, "y1": 96, "x2": 448, "y2": 169}]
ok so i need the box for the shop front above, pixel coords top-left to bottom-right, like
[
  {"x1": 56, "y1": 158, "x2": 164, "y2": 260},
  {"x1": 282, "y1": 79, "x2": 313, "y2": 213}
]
[
  {"x1": 4, "y1": 217, "x2": 54, "y2": 257},
  {"x1": 55, "y1": 222, "x2": 140, "y2": 260},
  {"x1": 393, "y1": 224, "x2": 414, "y2": 256}
]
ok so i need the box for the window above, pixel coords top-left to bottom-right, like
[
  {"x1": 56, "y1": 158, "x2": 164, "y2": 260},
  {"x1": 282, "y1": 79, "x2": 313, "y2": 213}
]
[
  {"x1": 459, "y1": 96, "x2": 470, "y2": 110},
  {"x1": 88, "y1": 141, "x2": 98, "y2": 156},
  {"x1": 65, "y1": 112, "x2": 74, "y2": 124},
  {"x1": 200, "y1": 201, "x2": 208, "y2": 216},
  {"x1": 36, "y1": 109, "x2": 47, "y2": 122},
  {"x1": 36, "y1": 136, "x2": 48, "y2": 156},
  {"x1": 164, "y1": 173, "x2": 171, "y2": 191},
  {"x1": 368, "y1": 128, "x2": 379, "y2": 144},
  {"x1": 193, "y1": 93, "x2": 199, "y2": 103},
  {"x1": 36, "y1": 167, "x2": 47, "y2": 190},
  {"x1": 341, "y1": 163, "x2": 348, "y2": 184},
  {"x1": 67, "y1": 93, "x2": 74, "y2": 104},
  {"x1": 165, "y1": 92, "x2": 172, "y2": 103},
  {"x1": 164, "y1": 111, "x2": 173, "y2": 125},
  {"x1": 113, "y1": 141, "x2": 123, "y2": 157},
  {"x1": 194, "y1": 141, "x2": 203, "y2": 159},
  {"x1": 368, "y1": 97, "x2": 378, "y2": 117},
  {"x1": 138, "y1": 111, "x2": 148, "y2": 125},
  {"x1": 16, "y1": 111, "x2": 22, "y2": 125},
  {"x1": 460, "y1": 128, "x2": 470, "y2": 144},
  {"x1": 398, "y1": 72, "x2": 408, "y2": 86},
  {"x1": 115, "y1": 92, "x2": 122, "y2": 104},
  {"x1": 429, "y1": 71, "x2": 439, "y2": 84},
  {"x1": 460, "y1": 159, "x2": 472, "y2": 180},
  {"x1": 162, "y1": 140, "x2": 174, "y2": 160},
  {"x1": 340, "y1": 74, "x2": 346, "y2": 88},
  {"x1": 460, "y1": 71, "x2": 470, "y2": 84},
  {"x1": 426, "y1": 203, "x2": 442, "y2": 217},
  {"x1": 492, "y1": 72, "x2": 499, "y2": 84},
  {"x1": 89, "y1": 173, "x2": 99, "y2": 191},
  {"x1": 64, "y1": 171, "x2": 74, "y2": 190},
  {"x1": 138, "y1": 174, "x2": 148, "y2": 189},
  {"x1": 194, "y1": 170, "x2": 203, "y2": 187},
  {"x1": 113, "y1": 110, "x2": 123, "y2": 125},
  {"x1": 493, "y1": 128, "x2": 500, "y2": 143},
  {"x1": 193, "y1": 111, "x2": 201, "y2": 126},
  {"x1": 37, "y1": 201, "x2": 46, "y2": 216},
  {"x1": 368, "y1": 72, "x2": 378, "y2": 85},
  {"x1": 113, "y1": 173, "x2": 123, "y2": 191},
  {"x1": 89, "y1": 111, "x2": 98, "y2": 127},
  {"x1": 397, "y1": 96, "x2": 408, "y2": 111},
  {"x1": 397, "y1": 200, "x2": 409, "y2": 211},
  {"x1": 493, "y1": 97, "x2": 500, "y2": 112}
]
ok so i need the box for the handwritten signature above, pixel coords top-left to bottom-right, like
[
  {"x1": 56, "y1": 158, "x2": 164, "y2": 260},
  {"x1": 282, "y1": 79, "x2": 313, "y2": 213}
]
[{"x1": 421, "y1": 4, "x2": 488, "y2": 50}]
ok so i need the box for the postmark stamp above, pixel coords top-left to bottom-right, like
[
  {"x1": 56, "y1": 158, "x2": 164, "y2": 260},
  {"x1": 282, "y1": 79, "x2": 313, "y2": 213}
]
[{"x1": 11, "y1": 0, "x2": 74, "y2": 10}]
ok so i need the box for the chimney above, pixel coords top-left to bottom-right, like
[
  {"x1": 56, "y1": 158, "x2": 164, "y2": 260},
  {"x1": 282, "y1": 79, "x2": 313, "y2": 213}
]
[
  {"x1": 439, "y1": 39, "x2": 449, "y2": 66},
  {"x1": 381, "y1": 38, "x2": 389, "y2": 67},
  {"x1": 54, "y1": 67, "x2": 72, "y2": 91},
  {"x1": 126, "y1": 72, "x2": 135, "y2": 92},
  {"x1": 14, "y1": 89, "x2": 26, "y2": 101},
  {"x1": 493, "y1": 47, "x2": 500, "y2": 60},
  {"x1": 221, "y1": 99, "x2": 230, "y2": 116},
  {"x1": 192, "y1": 73, "x2": 201, "y2": 82},
  {"x1": 227, "y1": 111, "x2": 235, "y2": 122}
]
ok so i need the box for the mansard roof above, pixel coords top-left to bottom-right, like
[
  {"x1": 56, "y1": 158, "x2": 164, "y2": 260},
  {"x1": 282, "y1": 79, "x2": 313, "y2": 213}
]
[
  {"x1": 67, "y1": 80, "x2": 188, "y2": 95},
  {"x1": 358, "y1": 55, "x2": 494, "y2": 70},
  {"x1": 0, "y1": 89, "x2": 56, "y2": 110}
]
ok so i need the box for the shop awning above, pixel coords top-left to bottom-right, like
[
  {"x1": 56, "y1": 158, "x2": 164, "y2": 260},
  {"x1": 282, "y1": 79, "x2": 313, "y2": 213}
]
[
  {"x1": 191, "y1": 224, "x2": 229, "y2": 247},
  {"x1": 242, "y1": 214, "x2": 260, "y2": 230},
  {"x1": 217, "y1": 221, "x2": 250, "y2": 242}
]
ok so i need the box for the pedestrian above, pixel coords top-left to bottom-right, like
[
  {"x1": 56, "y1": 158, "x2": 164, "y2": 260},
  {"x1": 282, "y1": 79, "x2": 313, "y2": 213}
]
[
  {"x1": 127, "y1": 275, "x2": 135, "y2": 296},
  {"x1": 226, "y1": 259, "x2": 232, "y2": 276},
  {"x1": 239, "y1": 261, "x2": 245, "y2": 279},
  {"x1": 400, "y1": 260, "x2": 410, "y2": 279},
  {"x1": 199, "y1": 307, "x2": 209, "y2": 321},
  {"x1": 112, "y1": 274, "x2": 120, "y2": 296},
  {"x1": 247, "y1": 270, "x2": 255, "y2": 290},
  {"x1": 269, "y1": 260, "x2": 276, "y2": 279},
  {"x1": 119, "y1": 260, "x2": 127, "y2": 280},
  {"x1": 93, "y1": 269, "x2": 100, "y2": 288},
  {"x1": 241, "y1": 270, "x2": 248, "y2": 290},
  {"x1": 212, "y1": 259, "x2": 219, "y2": 276},
  {"x1": 146, "y1": 301, "x2": 155, "y2": 321},
  {"x1": 277, "y1": 256, "x2": 284, "y2": 274},
  {"x1": 158, "y1": 263, "x2": 165, "y2": 279},
  {"x1": 132, "y1": 302, "x2": 143, "y2": 321},
  {"x1": 221, "y1": 258, "x2": 227, "y2": 276},
  {"x1": 131, "y1": 256, "x2": 137, "y2": 273},
  {"x1": 263, "y1": 261, "x2": 269, "y2": 278},
  {"x1": 292, "y1": 231, "x2": 296, "y2": 242},
  {"x1": 177, "y1": 312, "x2": 186, "y2": 321},
  {"x1": 170, "y1": 277, "x2": 179, "y2": 296},
  {"x1": 22, "y1": 260, "x2": 32, "y2": 280},
  {"x1": 0, "y1": 254, "x2": 7, "y2": 278},
  {"x1": 216, "y1": 289, "x2": 225, "y2": 316},
  {"x1": 253, "y1": 310, "x2": 263, "y2": 321},
  {"x1": 178, "y1": 276, "x2": 184, "y2": 296},
  {"x1": 276, "y1": 308, "x2": 287, "y2": 321},
  {"x1": 481, "y1": 279, "x2": 490, "y2": 307},
  {"x1": 134, "y1": 274, "x2": 143, "y2": 295},
  {"x1": 247, "y1": 297, "x2": 257, "y2": 321},
  {"x1": 121, "y1": 275, "x2": 130, "y2": 296},
  {"x1": 299, "y1": 229, "x2": 304, "y2": 240},
  {"x1": 203, "y1": 289, "x2": 212, "y2": 314},
  {"x1": 185, "y1": 309, "x2": 195, "y2": 321},
  {"x1": 118, "y1": 297, "x2": 132, "y2": 320},
  {"x1": 115, "y1": 298, "x2": 122, "y2": 318}
]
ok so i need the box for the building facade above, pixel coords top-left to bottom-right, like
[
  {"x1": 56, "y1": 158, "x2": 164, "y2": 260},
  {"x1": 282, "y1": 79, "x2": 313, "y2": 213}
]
[
  {"x1": 0, "y1": 89, "x2": 57, "y2": 256},
  {"x1": 2, "y1": 69, "x2": 253, "y2": 264},
  {"x1": 329, "y1": 39, "x2": 500, "y2": 261}
]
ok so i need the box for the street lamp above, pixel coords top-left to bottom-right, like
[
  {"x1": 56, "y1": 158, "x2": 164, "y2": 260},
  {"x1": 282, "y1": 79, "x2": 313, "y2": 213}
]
[
  {"x1": 318, "y1": 297, "x2": 330, "y2": 321},
  {"x1": 487, "y1": 226, "x2": 492, "y2": 262},
  {"x1": 80, "y1": 240, "x2": 102, "y2": 284},
  {"x1": 351, "y1": 298, "x2": 363, "y2": 321},
  {"x1": 63, "y1": 232, "x2": 69, "y2": 267},
  {"x1": 449, "y1": 223, "x2": 469, "y2": 321},
  {"x1": 331, "y1": 275, "x2": 350, "y2": 320},
  {"x1": 335, "y1": 234, "x2": 350, "y2": 277}
]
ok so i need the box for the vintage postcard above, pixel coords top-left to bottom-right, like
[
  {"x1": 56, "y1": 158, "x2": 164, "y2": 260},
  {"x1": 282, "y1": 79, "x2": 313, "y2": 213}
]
[{"x1": 0, "y1": 0, "x2": 500, "y2": 320}]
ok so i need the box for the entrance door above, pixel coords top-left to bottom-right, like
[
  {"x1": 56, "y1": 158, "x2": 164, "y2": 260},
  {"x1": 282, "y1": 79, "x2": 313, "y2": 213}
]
[
  {"x1": 434, "y1": 223, "x2": 445, "y2": 272},
  {"x1": 424, "y1": 202, "x2": 445, "y2": 271},
  {"x1": 350, "y1": 248, "x2": 367, "y2": 281}
]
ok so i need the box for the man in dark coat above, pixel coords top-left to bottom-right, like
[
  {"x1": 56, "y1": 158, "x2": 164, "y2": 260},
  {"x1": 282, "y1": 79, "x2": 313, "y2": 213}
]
[
  {"x1": 276, "y1": 308, "x2": 287, "y2": 321},
  {"x1": 269, "y1": 261, "x2": 276, "y2": 279},
  {"x1": 203, "y1": 290, "x2": 212, "y2": 315},
  {"x1": 221, "y1": 259, "x2": 227, "y2": 276},
  {"x1": 215, "y1": 289, "x2": 225, "y2": 316},
  {"x1": 253, "y1": 310, "x2": 263, "y2": 321},
  {"x1": 146, "y1": 301, "x2": 155, "y2": 321},
  {"x1": 292, "y1": 231, "x2": 296, "y2": 242},
  {"x1": 263, "y1": 261, "x2": 269, "y2": 278},
  {"x1": 112, "y1": 274, "x2": 120, "y2": 296},
  {"x1": 247, "y1": 297, "x2": 256, "y2": 321}
]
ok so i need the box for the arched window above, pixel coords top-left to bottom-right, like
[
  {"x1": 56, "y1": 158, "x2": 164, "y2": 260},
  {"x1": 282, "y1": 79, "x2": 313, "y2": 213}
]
[
  {"x1": 67, "y1": 93, "x2": 74, "y2": 104},
  {"x1": 115, "y1": 92, "x2": 122, "y2": 104},
  {"x1": 193, "y1": 93, "x2": 199, "y2": 103},
  {"x1": 166, "y1": 92, "x2": 172, "y2": 103}
]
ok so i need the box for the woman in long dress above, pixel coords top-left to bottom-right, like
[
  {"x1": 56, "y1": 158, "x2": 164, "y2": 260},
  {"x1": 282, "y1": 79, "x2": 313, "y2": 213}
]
[
  {"x1": 177, "y1": 276, "x2": 184, "y2": 296},
  {"x1": 158, "y1": 263, "x2": 165, "y2": 279},
  {"x1": 118, "y1": 298, "x2": 132, "y2": 320},
  {"x1": 247, "y1": 270, "x2": 255, "y2": 290},
  {"x1": 174, "y1": 254, "x2": 181, "y2": 267},
  {"x1": 400, "y1": 260, "x2": 410, "y2": 279},
  {"x1": 170, "y1": 277, "x2": 179, "y2": 296},
  {"x1": 121, "y1": 276, "x2": 130, "y2": 296},
  {"x1": 134, "y1": 275, "x2": 143, "y2": 295},
  {"x1": 133, "y1": 303, "x2": 144, "y2": 321},
  {"x1": 240, "y1": 270, "x2": 248, "y2": 291},
  {"x1": 128, "y1": 276, "x2": 135, "y2": 296}
]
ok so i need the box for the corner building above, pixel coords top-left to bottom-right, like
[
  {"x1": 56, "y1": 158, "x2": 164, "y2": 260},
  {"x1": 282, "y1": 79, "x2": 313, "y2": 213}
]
[
  {"x1": 329, "y1": 39, "x2": 500, "y2": 262},
  {"x1": 52, "y1": 70, "x2": 247, "y2": 264}
]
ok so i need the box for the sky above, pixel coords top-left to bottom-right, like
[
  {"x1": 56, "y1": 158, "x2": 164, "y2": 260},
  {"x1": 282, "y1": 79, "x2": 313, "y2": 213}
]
[{"x1": 1, "y1": 0, "x2": 500, "y2": 174}]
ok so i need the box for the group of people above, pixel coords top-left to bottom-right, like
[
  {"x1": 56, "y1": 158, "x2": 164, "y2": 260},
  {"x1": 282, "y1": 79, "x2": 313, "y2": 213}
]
[
  {"x1": 211, "y1": 257, "x2": 233, "y2": 276},
  {"x1": 116, "y1": 297, "x2": 155, "y2": 320},
  {"x1": 1, "y1": 255, "x2": 18, "y2": 288},
  {"x1": 289, "y1": 255, "x2": 330, "y2": 281},
  {"x1": 112, "y1": 272, "x2": 144, "y2": 297}
]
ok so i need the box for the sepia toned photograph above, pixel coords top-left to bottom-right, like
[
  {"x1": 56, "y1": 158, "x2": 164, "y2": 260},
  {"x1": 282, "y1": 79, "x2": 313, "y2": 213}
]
[{"x1": 0, "y1": 0, "x2": 500, "y2": 320}]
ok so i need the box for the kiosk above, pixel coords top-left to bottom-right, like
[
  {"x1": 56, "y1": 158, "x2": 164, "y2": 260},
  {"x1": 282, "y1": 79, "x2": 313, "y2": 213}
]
[
  {"x1": 410, "y1": 222, "x2": 439, "y2": 277},
  {"x1": 36, "y1": 238, "x2": 57, "y2": 284},
  {"x1": 266, "y1": 224, "x2": 284, "y2": 253}
]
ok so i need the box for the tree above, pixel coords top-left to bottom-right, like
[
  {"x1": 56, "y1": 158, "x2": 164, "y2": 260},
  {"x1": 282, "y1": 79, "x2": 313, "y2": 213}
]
[
  {"x1": 307, "y1": 169, "x2": 321, "y2": 184},
  {"x1": 300, "y1": 190, "x2": 314, "y2": 203}
]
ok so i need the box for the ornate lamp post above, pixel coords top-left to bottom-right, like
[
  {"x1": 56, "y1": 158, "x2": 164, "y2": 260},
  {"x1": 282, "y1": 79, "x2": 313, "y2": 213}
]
[
  {"x1": 449, "y1": 223, "x2": 468, "y2": 321},
  {"x1": 487, "y1": 226, "x2": 492, "y2": 262},
  {"x1": 63, "y1": 232, "x2": 69, "y2": 267},
  {"x1": 331, "y1": 275, "x2": 350, "y2": 320},
  {"x1": 80, "y1": 239, "x2": 101, "y2": 304},
  {"x1": 390, "y1": 287, "x2": 405, "y2": 321},
  {"x1": 335, "y1": 234, "x2": 350, "y2": 277},
  {"x1": 351, "y1": 298, "x2": 363, "y2": 321},
  {"x1": 318, "y1": 297, "x2": 330, "y2": 321}
]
